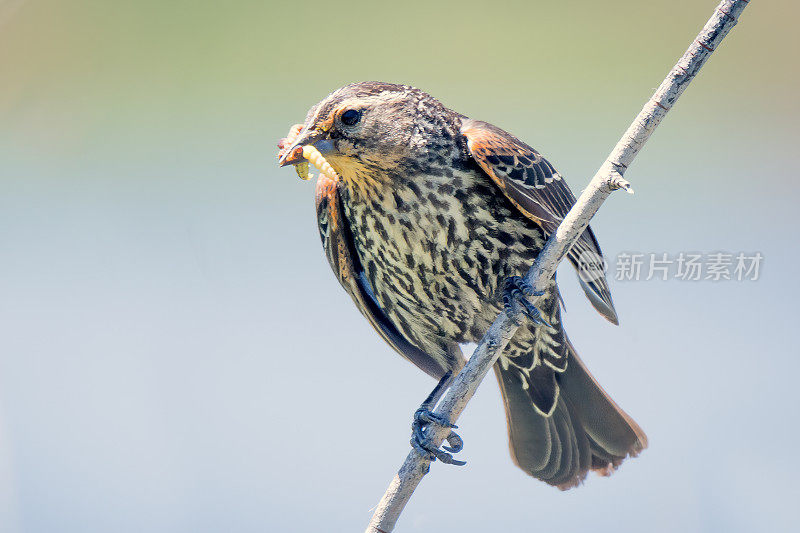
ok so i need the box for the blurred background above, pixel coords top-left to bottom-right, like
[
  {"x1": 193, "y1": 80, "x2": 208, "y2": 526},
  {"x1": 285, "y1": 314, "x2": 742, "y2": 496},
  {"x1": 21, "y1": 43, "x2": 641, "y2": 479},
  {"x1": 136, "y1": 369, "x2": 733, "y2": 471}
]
[{"x1": 1, "y1": 1, "x2": 798, "y2": 531}]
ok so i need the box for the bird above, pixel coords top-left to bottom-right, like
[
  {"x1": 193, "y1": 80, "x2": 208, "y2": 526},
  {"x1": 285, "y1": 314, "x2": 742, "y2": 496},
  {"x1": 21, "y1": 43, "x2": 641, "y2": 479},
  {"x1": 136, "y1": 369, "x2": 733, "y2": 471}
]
[{"x1": 277, "y1": 81, "x2": 646, "y2": 489}]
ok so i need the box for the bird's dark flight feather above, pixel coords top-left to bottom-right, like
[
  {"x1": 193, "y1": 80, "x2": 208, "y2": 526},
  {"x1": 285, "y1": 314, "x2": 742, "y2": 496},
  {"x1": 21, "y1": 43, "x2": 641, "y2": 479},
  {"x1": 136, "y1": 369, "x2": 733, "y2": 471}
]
[
  {"x1": 461, "y1": 119, "x2": 619, "y2": 325},
  {"x1": 495, "y1": 339, "x2": 647, "y2": 489}
]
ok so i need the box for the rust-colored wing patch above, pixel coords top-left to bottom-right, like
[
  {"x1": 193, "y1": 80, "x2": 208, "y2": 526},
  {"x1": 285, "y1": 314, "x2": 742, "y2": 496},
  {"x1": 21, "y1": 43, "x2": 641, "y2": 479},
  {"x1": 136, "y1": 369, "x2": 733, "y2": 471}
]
[{"x1": 461, "y1": 119, "x2": 618, "y2": 324}]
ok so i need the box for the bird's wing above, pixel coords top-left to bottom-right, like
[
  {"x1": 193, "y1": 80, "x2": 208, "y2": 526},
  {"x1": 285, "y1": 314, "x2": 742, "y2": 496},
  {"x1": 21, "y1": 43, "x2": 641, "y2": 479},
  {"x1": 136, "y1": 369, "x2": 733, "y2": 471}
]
[
  {"x1": 460, "y1": 119, "x2": 618, "y2": 325},
  {"x1": 315, "y1": 175, "x2": 449, "y2": 378}
]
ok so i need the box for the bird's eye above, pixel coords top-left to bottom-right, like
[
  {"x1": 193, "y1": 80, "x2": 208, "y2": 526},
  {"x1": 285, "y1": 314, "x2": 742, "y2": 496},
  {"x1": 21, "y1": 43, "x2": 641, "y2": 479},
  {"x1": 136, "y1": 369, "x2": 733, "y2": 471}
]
[{"x1": 340, "y1": 109, "x2": 361, "y2": 126}]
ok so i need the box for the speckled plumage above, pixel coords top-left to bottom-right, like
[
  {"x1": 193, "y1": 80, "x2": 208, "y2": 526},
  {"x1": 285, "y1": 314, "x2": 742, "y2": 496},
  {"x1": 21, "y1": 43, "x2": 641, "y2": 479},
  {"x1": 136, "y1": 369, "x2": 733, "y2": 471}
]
[
  {"x1": 279, "y1": 82, "x2": 646, "y2": 488},
  {"x1": 339, "y1": 148, "x2": 568, "y2": 379}
]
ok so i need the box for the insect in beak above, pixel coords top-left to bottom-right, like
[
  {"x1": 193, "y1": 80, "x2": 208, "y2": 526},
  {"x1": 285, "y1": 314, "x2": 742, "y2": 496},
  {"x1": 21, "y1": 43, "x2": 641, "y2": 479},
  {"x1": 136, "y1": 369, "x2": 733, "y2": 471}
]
[{"x1": 277, "y1": 125, "x2": 339, "y2": 181}]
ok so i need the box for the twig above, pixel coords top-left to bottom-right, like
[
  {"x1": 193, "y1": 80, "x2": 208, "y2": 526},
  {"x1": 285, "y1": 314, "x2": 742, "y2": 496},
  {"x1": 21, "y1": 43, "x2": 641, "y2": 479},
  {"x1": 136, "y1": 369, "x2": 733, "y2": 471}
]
[{"x1": 365, "y1": 1, "x2": 751, "y2": 531}]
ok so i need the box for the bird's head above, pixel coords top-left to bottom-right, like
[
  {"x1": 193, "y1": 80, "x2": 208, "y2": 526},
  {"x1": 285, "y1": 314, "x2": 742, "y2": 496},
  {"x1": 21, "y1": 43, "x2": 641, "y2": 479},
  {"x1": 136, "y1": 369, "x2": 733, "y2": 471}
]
[{"x1": 278, "y1": 82, "x2": 454, "y2": 183}]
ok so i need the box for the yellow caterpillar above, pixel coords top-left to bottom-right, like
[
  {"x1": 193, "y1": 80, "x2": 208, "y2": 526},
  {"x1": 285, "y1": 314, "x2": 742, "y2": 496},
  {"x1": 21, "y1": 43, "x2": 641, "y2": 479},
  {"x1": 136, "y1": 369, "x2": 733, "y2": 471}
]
[
  {"x1": 278, "y1": 124, "x2": 340, "y2": 182},
  {"x1": 302, "y1": 145, "x2": 340, "y2": 182}
]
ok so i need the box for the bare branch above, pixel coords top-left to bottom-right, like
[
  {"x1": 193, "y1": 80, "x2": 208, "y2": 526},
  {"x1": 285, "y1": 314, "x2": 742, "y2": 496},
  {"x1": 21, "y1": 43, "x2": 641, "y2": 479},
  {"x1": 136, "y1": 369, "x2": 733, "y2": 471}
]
[{"x1": 365, "y1": 1, "x2": 750, "y2": 531}]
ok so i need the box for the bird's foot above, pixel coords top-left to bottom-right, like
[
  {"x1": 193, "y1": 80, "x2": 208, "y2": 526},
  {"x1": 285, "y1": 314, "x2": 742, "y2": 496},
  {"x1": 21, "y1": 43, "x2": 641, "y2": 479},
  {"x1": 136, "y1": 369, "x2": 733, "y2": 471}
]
[
  {"x1": 411, "y1": 408, "x2": 465, "y2": 466},
  {"x1": 503, "y1": 275, "x2": 550, "y2": 327}
]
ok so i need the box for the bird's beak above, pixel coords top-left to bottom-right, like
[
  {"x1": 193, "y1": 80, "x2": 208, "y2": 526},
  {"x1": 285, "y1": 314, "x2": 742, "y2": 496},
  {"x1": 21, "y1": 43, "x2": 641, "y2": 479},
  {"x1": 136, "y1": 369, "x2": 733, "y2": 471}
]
[{"x1": 277, "y1": 127, "x2": 335, "y2": 167}]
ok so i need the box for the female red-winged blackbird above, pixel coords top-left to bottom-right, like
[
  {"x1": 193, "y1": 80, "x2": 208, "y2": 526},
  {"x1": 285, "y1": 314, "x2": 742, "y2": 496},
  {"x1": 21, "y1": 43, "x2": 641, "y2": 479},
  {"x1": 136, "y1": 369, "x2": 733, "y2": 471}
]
[{"x1": 278, "y1": 81, "x2": 646, "y2": 489}]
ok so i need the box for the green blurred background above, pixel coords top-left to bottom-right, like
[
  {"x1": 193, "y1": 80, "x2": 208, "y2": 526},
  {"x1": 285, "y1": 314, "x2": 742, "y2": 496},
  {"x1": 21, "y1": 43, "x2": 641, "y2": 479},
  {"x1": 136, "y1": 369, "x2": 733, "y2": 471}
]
[{"x1": 1, "y1": 1, "x2": 798, "y2": 532}]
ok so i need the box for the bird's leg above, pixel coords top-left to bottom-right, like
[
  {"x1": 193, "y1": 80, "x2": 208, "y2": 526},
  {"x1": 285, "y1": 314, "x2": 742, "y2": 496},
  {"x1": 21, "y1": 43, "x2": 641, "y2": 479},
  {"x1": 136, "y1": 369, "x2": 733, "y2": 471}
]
[
  {"x1": 410, "y1": 371, "x2": 466, "y2": 466},
  {"x1": 503, "y1": 275, "x2": 550, "y2": 327}
]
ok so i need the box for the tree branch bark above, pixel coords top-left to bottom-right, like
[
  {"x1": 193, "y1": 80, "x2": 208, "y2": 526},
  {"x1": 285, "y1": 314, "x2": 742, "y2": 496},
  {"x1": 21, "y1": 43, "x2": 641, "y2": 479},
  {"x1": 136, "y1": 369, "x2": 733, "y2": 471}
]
[{"x1": 365, "y1": 1, "x2": 750, "y2": 531}]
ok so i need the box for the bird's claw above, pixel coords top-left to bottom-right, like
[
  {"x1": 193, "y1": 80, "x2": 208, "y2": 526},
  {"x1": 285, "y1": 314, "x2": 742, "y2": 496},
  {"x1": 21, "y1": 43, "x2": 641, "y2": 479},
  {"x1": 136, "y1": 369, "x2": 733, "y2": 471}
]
[
  {"x1": 411, "y1": 408, "x2": 466, "y2": 466},
  {"x1": 414, "y1": 407, "x2": 457, "y2": 430},
  {"x1": 503, "y1": 276, "x2": 550, "y2": 327}
]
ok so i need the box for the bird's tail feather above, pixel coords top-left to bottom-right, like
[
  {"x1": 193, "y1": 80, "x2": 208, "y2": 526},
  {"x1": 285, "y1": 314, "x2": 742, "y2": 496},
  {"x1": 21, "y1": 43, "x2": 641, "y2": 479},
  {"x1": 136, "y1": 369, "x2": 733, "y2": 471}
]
[{"x1": 494, "y1": 339, "x2": 646, "y2": 489}]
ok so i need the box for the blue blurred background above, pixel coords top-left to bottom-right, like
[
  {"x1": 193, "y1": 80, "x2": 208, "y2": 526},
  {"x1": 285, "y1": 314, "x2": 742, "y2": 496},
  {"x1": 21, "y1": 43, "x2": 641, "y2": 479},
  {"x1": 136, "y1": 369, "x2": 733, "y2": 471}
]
[{"x1": 1, "y1": 1, "x2": 798, "y2": 531}]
